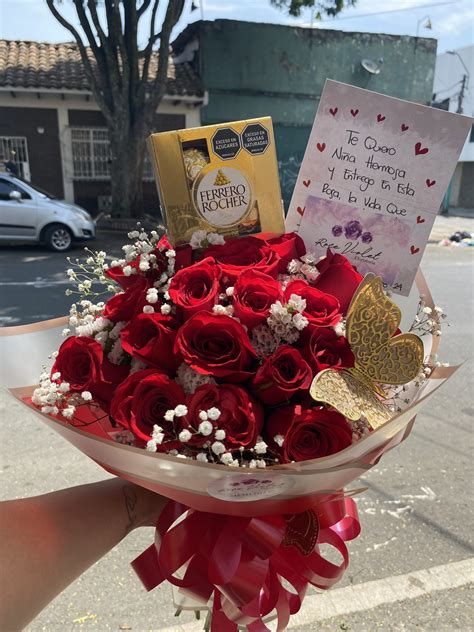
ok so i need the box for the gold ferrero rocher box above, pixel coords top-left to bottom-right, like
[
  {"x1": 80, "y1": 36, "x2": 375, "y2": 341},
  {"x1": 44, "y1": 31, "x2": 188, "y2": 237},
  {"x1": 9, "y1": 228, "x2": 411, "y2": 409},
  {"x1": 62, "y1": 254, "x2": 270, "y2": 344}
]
[{"x1": 147, "y1": 117, "x2": 285, "y2": 246}]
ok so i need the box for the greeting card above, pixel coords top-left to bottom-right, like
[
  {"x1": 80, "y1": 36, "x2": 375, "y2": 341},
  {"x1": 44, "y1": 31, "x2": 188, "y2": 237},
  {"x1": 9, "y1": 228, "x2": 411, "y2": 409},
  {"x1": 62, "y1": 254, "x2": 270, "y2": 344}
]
[{"x1": 287, "y1": 80, "x2": 472, "y2": 295}]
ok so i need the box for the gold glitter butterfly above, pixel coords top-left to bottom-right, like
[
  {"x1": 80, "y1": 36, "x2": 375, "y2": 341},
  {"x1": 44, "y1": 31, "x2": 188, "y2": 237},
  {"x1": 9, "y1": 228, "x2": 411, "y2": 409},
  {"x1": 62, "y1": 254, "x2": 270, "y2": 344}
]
[{"x1": 309, "y1": 273, "x2": 424, "y2": 430}]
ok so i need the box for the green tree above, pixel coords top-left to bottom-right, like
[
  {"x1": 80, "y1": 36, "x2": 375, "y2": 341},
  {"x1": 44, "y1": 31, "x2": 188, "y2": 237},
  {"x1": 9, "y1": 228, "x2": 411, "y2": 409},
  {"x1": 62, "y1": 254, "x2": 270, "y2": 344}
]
[
  {"x1": 46, "y1": 0, "x2": 185, "y2": 218},
  {"x1": 270, "y1": 0, "x2": 356, "y2": 18},
  {"x1": 46, "y1": 0, "x2": 354, "y2": 218}
]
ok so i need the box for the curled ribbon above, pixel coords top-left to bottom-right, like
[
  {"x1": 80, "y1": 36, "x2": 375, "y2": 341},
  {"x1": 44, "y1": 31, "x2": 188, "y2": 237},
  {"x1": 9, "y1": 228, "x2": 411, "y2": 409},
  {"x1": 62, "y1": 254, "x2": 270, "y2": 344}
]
[{"x1": 132, "y1": 495, "x2": 360, "y2": 631}]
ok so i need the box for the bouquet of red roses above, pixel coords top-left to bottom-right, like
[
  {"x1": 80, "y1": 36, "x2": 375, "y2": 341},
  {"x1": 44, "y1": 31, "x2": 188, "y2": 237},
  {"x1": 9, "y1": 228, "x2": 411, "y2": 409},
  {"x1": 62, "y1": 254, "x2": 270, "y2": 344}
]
[
  {"x1": 0, "y1": 227, "x2": 454, "y2": 631},
  {"x1": 41, "y1": 231, "x2": 367, "y2": 467}
]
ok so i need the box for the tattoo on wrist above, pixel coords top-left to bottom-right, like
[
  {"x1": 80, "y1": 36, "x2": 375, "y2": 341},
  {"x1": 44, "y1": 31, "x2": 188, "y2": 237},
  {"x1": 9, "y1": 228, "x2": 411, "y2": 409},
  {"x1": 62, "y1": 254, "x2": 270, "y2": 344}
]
[{"x1": 122, "y1": 484, "x2": 138, "y2": 533}]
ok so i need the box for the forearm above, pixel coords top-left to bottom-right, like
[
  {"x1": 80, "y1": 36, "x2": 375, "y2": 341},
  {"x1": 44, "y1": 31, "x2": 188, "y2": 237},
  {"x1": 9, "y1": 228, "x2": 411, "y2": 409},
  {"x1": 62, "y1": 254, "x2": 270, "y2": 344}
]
[{"x1": 0, "y1": 479, "x2": 165, "y2": 631}]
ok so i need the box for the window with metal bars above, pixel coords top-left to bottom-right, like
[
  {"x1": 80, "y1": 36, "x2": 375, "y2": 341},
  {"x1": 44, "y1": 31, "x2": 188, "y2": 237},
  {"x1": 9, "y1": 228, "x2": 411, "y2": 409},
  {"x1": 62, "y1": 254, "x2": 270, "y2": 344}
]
[
  {"x1": 70, "y1": 128, "x2": 153, "y2": 180},
  {"x1": 0, "y1": 136, "x2": 30, "y2": 180}
]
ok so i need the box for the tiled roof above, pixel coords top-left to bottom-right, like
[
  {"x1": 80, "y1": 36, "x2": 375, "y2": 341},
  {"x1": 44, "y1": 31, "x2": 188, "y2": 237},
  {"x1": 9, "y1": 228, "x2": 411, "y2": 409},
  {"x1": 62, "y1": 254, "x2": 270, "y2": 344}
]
[{"x1": 0, "y1": 40, "x2": 203, "y2": 97}]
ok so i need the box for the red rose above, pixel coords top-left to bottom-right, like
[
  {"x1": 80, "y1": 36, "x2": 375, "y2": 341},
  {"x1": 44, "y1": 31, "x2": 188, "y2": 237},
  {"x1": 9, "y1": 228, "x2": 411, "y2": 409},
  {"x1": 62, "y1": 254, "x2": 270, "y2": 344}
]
[
  {"x1": 203, "y1": 236, "x2": 280, "y2": 283},
  {"x1": 175, "y1": 313, "x2": 257, "y2": 381},
  {"x1": 302, "y1": 327, "x2": 354, "y2": 373},
  {"x1": 52, "y1": 336, "x2": 104, "y2": 392},
  {"x1": 266, "y1": 405, "x2": 353, "y2": 463},
  {"x1": 105, "y1": 262, "x2": 140, "y2": 290},
  {"x1": 252, "y1": 346, "x2": 312, "y2": 405},
  {"x1": 120, "y1": 313, "x2": 180, "y2": 374},
  {"x1": 266, "y1": 232, "x2": 306, "y2": 273},
  {"x1": 314, "y1": 249, "x2": 363, "y2": 315},
  {"x1": 103, "y1": 276, "x2": 150, "y2": 323},
  {"x1": 168, "y1": 257, "x2": 221, "y2": 318},
  {"x1": 105, "y1": 235, "x2": 192, "y2": 291},
  {"x1": 110, "y1": 370, "x2": 185, "y2": 447},
  {"x1": 285, "y1": 279, "x2": 341, "y2": 328},
  {"x1": 52, "y1": 336, "x2": 128, "y2": 411},
  {"x1": 233, "y1": 270, "x2": 282, "y2": 330},
  {"x1": 181, "y1": 383, "x2": 263, "y2": 449}
]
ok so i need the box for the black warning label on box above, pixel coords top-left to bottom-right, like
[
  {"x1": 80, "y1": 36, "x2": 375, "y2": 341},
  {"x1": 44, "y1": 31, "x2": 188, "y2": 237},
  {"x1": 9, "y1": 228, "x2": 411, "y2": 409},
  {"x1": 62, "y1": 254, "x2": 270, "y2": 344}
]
[
  {"x1": 242, "y1": 123, "x2": 270, "y2": 155},
  {"x1": 211, "y1": 128, "x2": 241, "y2": 160}
]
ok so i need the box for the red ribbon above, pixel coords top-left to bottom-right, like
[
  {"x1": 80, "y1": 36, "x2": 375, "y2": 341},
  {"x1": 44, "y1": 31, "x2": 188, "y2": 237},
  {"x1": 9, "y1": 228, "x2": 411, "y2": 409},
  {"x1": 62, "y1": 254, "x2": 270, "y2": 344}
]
[{"x1": 132, "y1": 495, "x2": 360, "y2": 631}]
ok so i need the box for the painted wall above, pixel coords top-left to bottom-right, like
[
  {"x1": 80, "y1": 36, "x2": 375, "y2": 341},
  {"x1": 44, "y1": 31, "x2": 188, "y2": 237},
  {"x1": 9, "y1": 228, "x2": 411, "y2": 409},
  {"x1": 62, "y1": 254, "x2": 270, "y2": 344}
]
[
  {"x1": 0, "y1": 92, "x2": 200, "y2": 212},
  {"x1": 0, "y1": 106, "x2": 64, "y2": 198},
  {"x1": 434, "y1": 45, "x2": 473, "y2": 163},
  {"x1": 191, "y1": 20, "x2": 438, "y2": 207}
]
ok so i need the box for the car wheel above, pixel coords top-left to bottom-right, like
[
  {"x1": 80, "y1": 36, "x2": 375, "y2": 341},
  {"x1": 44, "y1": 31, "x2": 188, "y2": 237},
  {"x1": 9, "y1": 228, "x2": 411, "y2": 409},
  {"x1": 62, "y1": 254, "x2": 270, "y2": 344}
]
[{"x1": 44, "y1": 225, "x2": 73, "y2": 252}]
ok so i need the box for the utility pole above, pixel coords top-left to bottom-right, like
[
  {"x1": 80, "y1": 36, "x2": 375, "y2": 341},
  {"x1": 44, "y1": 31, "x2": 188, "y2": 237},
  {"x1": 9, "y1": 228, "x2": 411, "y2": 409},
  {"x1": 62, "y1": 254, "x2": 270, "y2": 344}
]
[{"x1": 456, "y1": 74, "x2": 467, "y2": 114}]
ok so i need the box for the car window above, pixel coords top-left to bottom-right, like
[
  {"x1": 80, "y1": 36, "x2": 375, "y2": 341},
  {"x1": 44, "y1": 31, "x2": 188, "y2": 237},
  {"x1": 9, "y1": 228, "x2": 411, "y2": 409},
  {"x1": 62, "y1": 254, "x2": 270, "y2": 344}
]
[{"x1": 0, "y1": 179, "x2": 32, "y2": 201}]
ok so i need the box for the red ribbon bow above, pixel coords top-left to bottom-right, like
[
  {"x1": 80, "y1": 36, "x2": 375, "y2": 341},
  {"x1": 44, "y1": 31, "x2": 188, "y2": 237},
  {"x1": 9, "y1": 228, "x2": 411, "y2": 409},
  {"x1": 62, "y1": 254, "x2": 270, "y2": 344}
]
[{"x1": 132, "y1": 496, "x2": 360, "y2": 631}]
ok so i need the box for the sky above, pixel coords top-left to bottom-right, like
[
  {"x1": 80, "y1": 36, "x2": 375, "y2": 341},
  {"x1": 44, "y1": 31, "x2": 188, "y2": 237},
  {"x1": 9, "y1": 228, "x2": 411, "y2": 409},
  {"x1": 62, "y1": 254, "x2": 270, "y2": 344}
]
[{"x1": 0, "y1": 0, "x2": 473, "y2": 55}]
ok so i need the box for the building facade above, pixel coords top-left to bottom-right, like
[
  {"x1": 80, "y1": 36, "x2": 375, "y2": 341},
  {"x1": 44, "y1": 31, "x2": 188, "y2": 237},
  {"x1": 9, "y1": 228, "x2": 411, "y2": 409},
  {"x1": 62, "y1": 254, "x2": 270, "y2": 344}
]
[
  {"x1": 0, "y1": 40, "x2": 204, "y2": 214},
  {"x1": 174, "y1": 20, "x2": 438, "y2": 206},
  {"x1": 1, "y1": 24, "x2": 440, "y2": 215},
  {"x1": 433, "y1": 45, "x2": 473, "y2": 212}
]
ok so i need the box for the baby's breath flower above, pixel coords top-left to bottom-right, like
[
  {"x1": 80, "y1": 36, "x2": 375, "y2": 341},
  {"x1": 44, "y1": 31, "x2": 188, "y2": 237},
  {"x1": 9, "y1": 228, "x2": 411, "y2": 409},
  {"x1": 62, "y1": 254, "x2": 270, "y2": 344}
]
[
  {"x1": 214, "y1": 429, "x2": 226, "y2": 441},
  {"x1": 207, "y1": 407, "x2": 221, "y2": 421},
  {"x1": 198, "y1": 420, "x2": 213, "y2": 436},
  {"x1": 211, "y1": 441, "x2": 225, "y2": 456},
  {"x1": 164, "y1": 409, "x2": 175, "y2": 422},
  {"x1": 220, "y1": 452, "x2": 234, "y2": 465},
  {"x1": 174, "y1": 404, "x2": 188, "y2": 418},
  {"x1": 254, "y1": 440, "x2": 267, "y2": 455},
  {"x1": 178, "y1": 429, "x2": 192, "y2": 443},
  {"x1": 274, "y1": 434, "x2": 284, "y2": 447}
]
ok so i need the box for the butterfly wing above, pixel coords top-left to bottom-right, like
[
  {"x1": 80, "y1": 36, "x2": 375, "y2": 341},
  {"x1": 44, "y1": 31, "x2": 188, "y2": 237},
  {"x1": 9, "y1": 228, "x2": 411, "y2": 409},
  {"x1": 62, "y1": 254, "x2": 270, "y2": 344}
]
[
  {"x1": 310, "y1": 368, "x2": 392, "y2": 430},
  {"x1": 346, "y1": 273, "x2": 401, "y2": 365},
  {"x1": 367, "y1": 333, "x2": 424, "y2": 384},
  {"x1": 346, "y1": 273, "x2": 424, "y2": 385}
]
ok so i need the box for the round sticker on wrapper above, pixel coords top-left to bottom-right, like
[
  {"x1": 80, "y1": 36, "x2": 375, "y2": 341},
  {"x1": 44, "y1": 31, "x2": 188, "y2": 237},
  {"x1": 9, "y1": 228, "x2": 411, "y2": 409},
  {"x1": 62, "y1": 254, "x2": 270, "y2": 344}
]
[{"x1": 207, "y1": 473, "x2": 294, "y2": 502}]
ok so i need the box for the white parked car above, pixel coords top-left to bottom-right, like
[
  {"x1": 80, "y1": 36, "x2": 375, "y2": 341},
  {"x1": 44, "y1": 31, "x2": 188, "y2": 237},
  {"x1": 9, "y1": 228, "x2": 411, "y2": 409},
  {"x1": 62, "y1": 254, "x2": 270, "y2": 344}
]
[{"x1": 0, "y1": 173, "x2": 95, "y2": 252}]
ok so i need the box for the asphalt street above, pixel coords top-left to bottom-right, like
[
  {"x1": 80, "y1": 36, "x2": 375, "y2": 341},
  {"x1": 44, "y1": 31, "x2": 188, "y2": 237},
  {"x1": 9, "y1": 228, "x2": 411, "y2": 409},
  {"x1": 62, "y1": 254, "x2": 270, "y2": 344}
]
[{"x1": 0, "y1": 235, "x2": 473, "y2": 631}]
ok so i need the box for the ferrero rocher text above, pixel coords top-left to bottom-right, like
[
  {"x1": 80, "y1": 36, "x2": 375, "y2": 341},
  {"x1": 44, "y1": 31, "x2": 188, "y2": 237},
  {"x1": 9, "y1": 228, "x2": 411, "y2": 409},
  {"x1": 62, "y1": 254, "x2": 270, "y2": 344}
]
[{"x1": 147, "y1": 117, "x2": 285, "y2": 246}]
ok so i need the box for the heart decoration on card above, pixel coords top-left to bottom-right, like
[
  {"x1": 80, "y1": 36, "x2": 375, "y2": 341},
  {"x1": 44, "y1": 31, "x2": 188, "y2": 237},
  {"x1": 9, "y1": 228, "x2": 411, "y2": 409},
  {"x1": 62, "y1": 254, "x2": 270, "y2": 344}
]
[
  {"x1": 401, "y1": 124, "x2": 409, "y2": 132},
  {"x1": 425, "y1": 179, "x2": 436, "y2": 188},
  {"x1": 303, "y1": 180, "x2": 311, "y2": 188},
  {"x1": 329, "y1": 107, "x2": 338, "y2": 116},
  {"x1": 415, "y1": 142, "x2": 429, "y2": 156},
  {"x1": 410, "y1": 245, "x2": 420, "y2": 255},
  {"x1": 350, "y1": 109, "x2": 359, "y2": 117},
  {"x1": 297, "y1": 206, "x2": 305, "y2": 216},
  {"x1": 317, "y1": 143, "x2": 326, "y2": 152},
  {"x1": 416, "y1": 216, "x2": 425, "y2": 224},
  {"x1": 377, "y1": 114, "x2": 386, "y2": 122}
]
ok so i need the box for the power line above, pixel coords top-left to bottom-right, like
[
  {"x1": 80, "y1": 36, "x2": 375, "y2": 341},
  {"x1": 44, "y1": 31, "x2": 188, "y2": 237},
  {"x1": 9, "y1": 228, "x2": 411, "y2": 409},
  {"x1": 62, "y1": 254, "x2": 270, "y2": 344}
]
[
  {"x1": 318, "y1": 0, "x2": 462, "y2": 22},
  {"x1": 434, "y1": 79, "x2": 464, "y2": 94}
]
